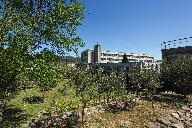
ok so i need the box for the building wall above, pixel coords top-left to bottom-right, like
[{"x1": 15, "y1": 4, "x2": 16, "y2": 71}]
[
  {"x1": 100, "y1": 51, "x2": 154, "y2": 63},
  {"x1": 81, "y1": 49, "x2": 93, "y2": 63},
  {"x1": 94, "y1": 44, "x2": 101, "y2": 63},
  {"x1": 162, "y1": 46, "x2": 192, "y2": 61},
  {"x1": 81, "y1": 44, "x2": 157, "y2": 70}
]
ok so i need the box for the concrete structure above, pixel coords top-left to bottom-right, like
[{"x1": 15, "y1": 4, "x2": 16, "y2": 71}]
[
  {"x1": 81, "y1": 44, "x2": 159, "y2": 70},
  {"x1": 81, "y1": 49, "x2": 94, "y2": 63},
  {"x1": 94, "y1": 44, "x2": 101, "y2": 63},
  {"x1": 162, "y1": 46, "x2": 192, "y2": 61},
  {"x1": 81, "y1": 44, "x2": 155, "y2": 64}
]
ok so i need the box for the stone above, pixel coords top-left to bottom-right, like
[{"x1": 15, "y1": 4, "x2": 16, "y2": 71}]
[
  {"x1": 168, "y1": 116, "x2": 178, "y2": 124},
  {"x1": 35, "y1": 120, "x2": 44, "y2": 127},
  {"x1": 156, "y1": 118, "x2": 171, "y2": 126},
  {"x1": 29, "y1": 111, "x2": 80, "y2": 128},
  {"x1": 37, "y1": 110, "x2": 50, "y2": 118},
  {"x1": 96, "y1": 105, "x2": 103, "y2": 110},
  {"x1": 188, "y1": 105, "x2": 192, "y2": 109},
  {"x1": 47, "y1": 120, "x2": 52, "y2": 125},
  {"x1": 0, "y1": 117, "x2": 2, "y2": 123},
  {"x1": 171, "y1": 123, "x2": 184, "y2": 128},
  {"x1": 29, "y1": 123, "x2": 36, "y2": 128},
  {"x1": 42, "y1": 110, "x2": 51, "y2": 116},
  {"x1": 177, "y1": 111, "x2": 184, "y2": 117},
  {"x1": 0, "y1": 112, "x2": 3, "y2": 116},
  {"x1": 181, "y1": 106, "x2": 190, "y2": 111},
  {"x1": 182, "y1": 120, "x2": 192, "y2": 127},
  {"x1": 37, "y1": 112, "x2": 43, "y2": 118},
  {"x1": 146, "y1": 104, "x2": 192, "y2": 128},
  {"x1": 190, "y1": 110, "x2": 192, "y2": 114},
  {"x1": 171, "y1": 113, "x2": 180, "y2": 120},
  {"x1": 83, "y1": 108, "x2": 90, "y2": 115},
  {"x1": 155, "y1": 121, "x2": 168, "y2": 128},
  {"x1": 145, "y1": 122, "x2": 156, "y2": 128},
  {"x1": 62, "y1": 114, "x2": 68, "y2": 119},
  {"x1": 185, "y1": 112, "x2": 190, "y2": 118},
  {"x1": 65, "y1": 112, "x2": 73, "y2": 116}
]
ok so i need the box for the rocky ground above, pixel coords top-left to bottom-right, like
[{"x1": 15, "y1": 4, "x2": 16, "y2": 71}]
[
  {"x1": 146, "y1": 104, "x2": 192, "y2": 128},
  {"x1": 28, "y1": 111, "x2": 79, "y2": 128},
  {"x1": 28, "y1": 100, "x2": 135, "y2": 128},
  {"x1": 28, "y1": 100, "x2": 192, "y2": 128},
  {"x1": 16, "y1": 94, "x2": 192, "y2": 128}
]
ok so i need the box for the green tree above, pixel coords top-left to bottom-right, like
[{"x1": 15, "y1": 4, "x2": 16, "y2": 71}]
[
  {"x1": 95, "y1": 68, "x2": 127, "y2": 104},
  {"x1": 128, "y1": 67, "x2": 161, "y2": 96},
  {"x1": 0, "y1": 0, "x2": 85, "y2": 111},
  {"x1": 95, "y1": 68, "x2": 106, "y2": 104},
  {"x1": 122, "y1": 53, "x2": 128, "y2": 63},
  {"x1": 68, "y1": 66, "x2": 97, "y2": 127},
  {"x1": 161, "y1": 58, "x2": 192, "y2": 94}
]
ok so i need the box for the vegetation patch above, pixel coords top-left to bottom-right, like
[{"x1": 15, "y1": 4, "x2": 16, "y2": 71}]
[{"x1": 23, "y1": 96, "x2": 44, "y2": 104}]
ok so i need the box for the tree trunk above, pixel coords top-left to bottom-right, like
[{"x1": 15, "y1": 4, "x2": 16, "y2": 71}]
[
  {"x1": 99, "y1": 95, "x2": 101, "y2": 104},
  {"x1": 107, "y1": 93, "x2": 109, "y2": 103},
  {"x1": 81, "y1": 103, "x2": 86, "y2": 128}
]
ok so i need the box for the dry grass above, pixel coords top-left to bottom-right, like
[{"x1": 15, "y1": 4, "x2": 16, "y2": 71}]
[
  {"x1": 83, "y1": 99, "x2": 181, "y2": 128},
  {"x1": 3, "y1": 88, "x2": 192, "y2": 128}
]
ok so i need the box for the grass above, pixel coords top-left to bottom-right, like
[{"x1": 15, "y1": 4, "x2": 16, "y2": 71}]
[
  {"x1": 1, "y1": 83, "x2": 192, "y2": 128},
  {"x1": 83, "y1": 99, "x2": 184, "y2": 128},
  {"x1": 82, "y1": 92, "x2": 192, "y2": 128},
  {"x1": 2, "y1": 81, "x2": 78, "y2": 128}
]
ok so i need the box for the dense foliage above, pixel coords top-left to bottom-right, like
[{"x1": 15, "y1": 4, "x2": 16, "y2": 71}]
[
  {"x1": 66, "y1": 66, "x2": 127, "y2": 125},
  {"x1": 160, "y1": 58, "x2": 192, "y2": 94},
  {"x1": 0, "y1": 0, "x2": 85, "y2": 111},
  {"x1": 128, "y1": 67, "x2": 161, "y2": 95}
]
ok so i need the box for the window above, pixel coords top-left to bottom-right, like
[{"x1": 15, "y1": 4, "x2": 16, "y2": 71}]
[{"x1": 101, "y1": 58, "x2": 106, "y2": 61}]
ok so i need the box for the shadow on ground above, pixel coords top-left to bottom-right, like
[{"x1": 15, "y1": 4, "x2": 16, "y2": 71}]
[
  {"x1": 141, "y1": 93, "x2": 191, "y2": 109},
  {"x1": 0, "y1": 105, "x2": 28, "y2": 128},
  {"x1": 23, "y1": 95, "x2": 44, "y2": 104}
]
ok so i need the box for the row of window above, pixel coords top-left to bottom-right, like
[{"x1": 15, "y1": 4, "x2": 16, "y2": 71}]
[
  {"x1": 82, "y1": 57, "x2": 153, "y2": 63},
  {"x1": 100, "y1": 58, "x2": 154, "y2": 63},
  {"x1": 101, "y1": 58, "x2": 138, "y2": 62},
  {"x1": 101, "y1": 53, "x2": 153, "y2": 59},
  {"x1": 101, "y1": 58, "x2": 121, "y2": 61},
  {"x1": 101, "y1": 53, "x2": 119, "y2": 57}
]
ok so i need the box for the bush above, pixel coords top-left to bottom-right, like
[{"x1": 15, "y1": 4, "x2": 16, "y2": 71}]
[
  {"x1": 54, "y1": 98, "x2": 81, "y2": 113},
  {"x1": 128, "y1": 67, "x2": 161, "y2": 95},
  {"x1": 160, "y1": 58, "x2": 192, "y2": 94}
]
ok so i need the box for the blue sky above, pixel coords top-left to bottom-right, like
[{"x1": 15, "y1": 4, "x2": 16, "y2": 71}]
[{"x1": 77, "y1": 0, "x2": 192, "y2": 60}]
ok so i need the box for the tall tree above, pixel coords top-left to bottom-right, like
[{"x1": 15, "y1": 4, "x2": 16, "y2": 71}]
[
  {"x1": 122, "y1": 53, "x2": 128, "y2": 63},
  {"x1": 0, "y1": 0, "x2": 85, "y2": 109}
]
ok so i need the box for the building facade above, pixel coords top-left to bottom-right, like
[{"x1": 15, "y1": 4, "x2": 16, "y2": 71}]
[
  {"x1": 81, "y1": 44, "x2": 155, "y2": 63},
  {"x1": 81, "y1": 44, "x2": 158, "y2": 68},
  {"x1": 161, "y1": 46, "x2": 192, "y2": 61}
]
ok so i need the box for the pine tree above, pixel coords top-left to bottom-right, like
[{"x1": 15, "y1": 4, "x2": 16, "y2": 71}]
[{"x1": 122, "y1": 54, "x2": 128, "y2": 63}]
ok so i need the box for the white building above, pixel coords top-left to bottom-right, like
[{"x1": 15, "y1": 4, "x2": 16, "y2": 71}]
[
  {"x1": 81, "y1": 44, "x2": 159, "y2": 69},
  {"x1": 100, "y1": 51, "x2": 154, "y2": 64}
]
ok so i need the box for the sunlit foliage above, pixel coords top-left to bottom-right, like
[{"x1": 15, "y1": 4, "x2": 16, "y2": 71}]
[
  {"x1": 0, "y1": 0, "x2": 85, "y2": 110},
  {"x1": 161, "y1": 58, "x2": 192, "y2": 94}
]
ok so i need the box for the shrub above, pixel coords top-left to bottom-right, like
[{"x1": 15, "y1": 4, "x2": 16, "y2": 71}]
[
  {"x1": 160, "y1": 58, "x2": 192, "y2": 94},
  {"x1": 128, "y1": 67, "x2": 161, "y2": 95},
  {"x1": 54, "y1": 98, "x2": 81, "y2": 113}
]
